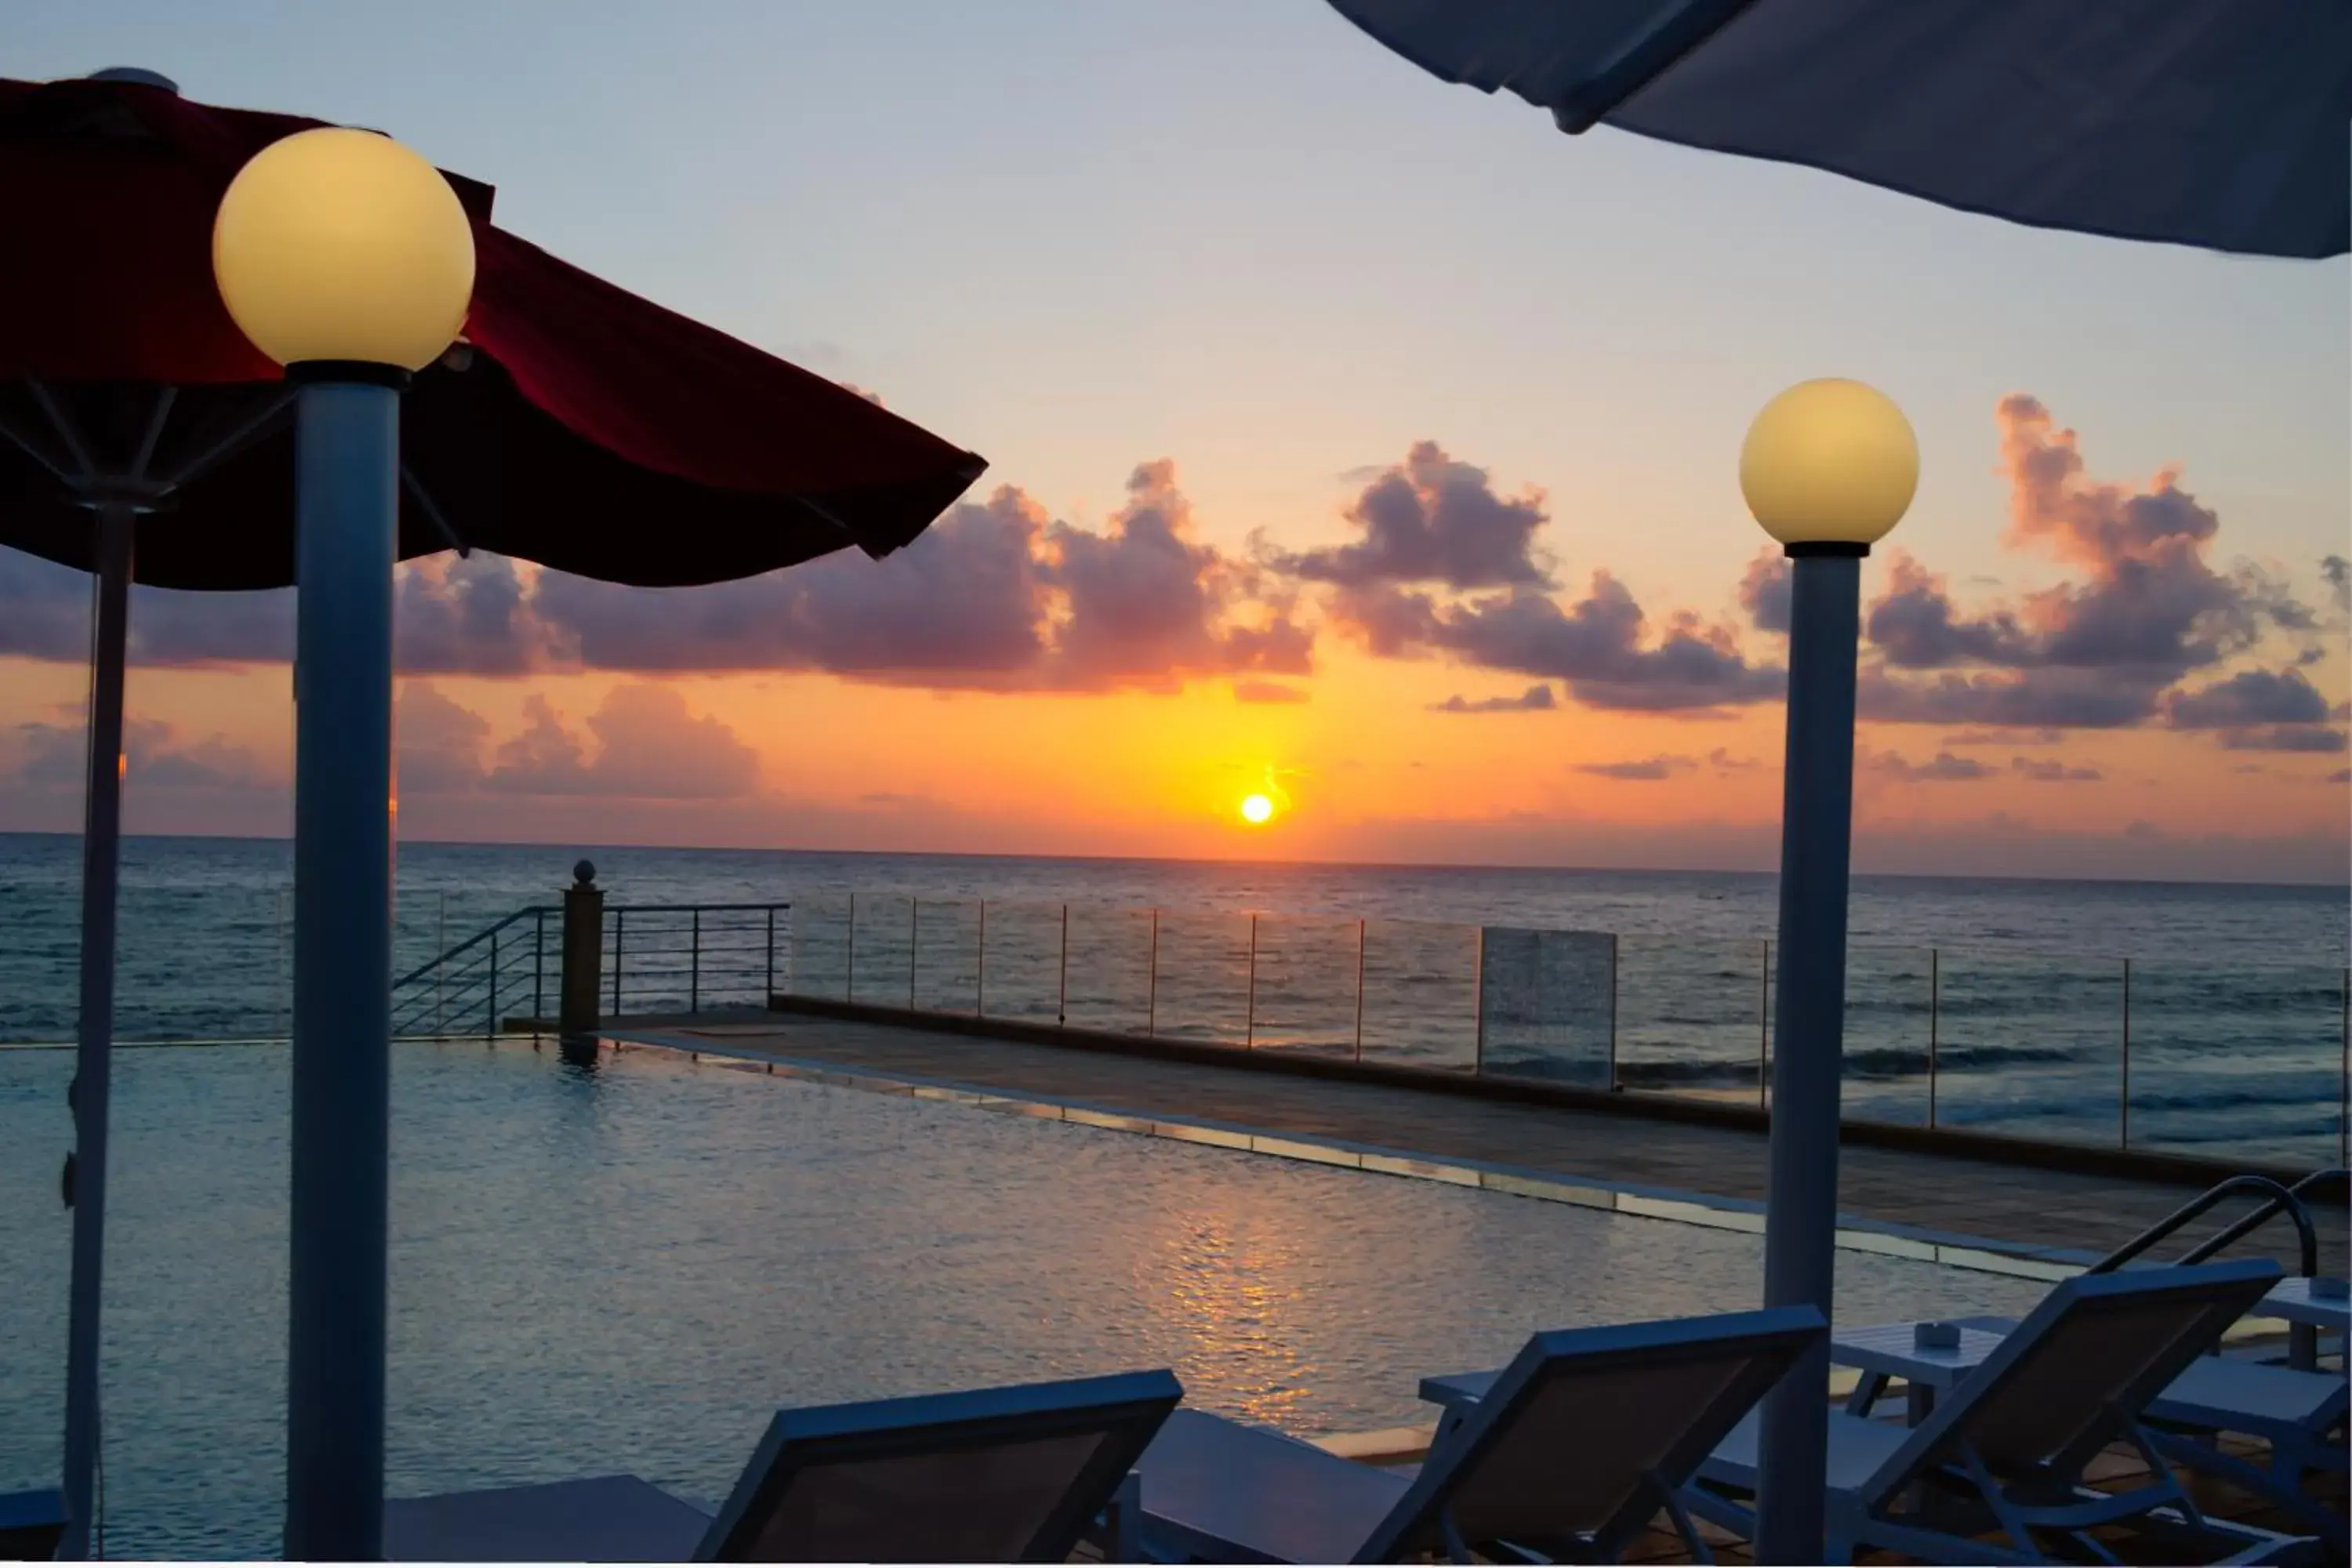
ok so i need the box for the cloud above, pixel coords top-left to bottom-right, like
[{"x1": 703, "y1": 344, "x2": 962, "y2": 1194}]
[
  {"x1": 398, "y1": 684, "x2": 761, "y2": 800},
  {"x1": 1707, "y1": 747, "x2": 1762, "y2": 772},
  {"x1": 2325, "y1": 555, "x2": 2350, "y2": 615},
  {"x1": 1575, "y1": 754, "x2": 1694, "y2": 781},
  {"x1": 539, "y1": 463, "x2": 1308, "y2": 694},
  {"x1": 1941, "y1": 728, "x2": 2065, "y2": 748},
  {"x1": 1271, "y1": 441, "x2": 1552, "y2": 590},
  {"x1": 1429, "y1": 684, "x2": 1555, "y2": 713},
  {"x1": 1341, "y1": 572, "x2": 1782, "y2": 714},
  {"x1": 395, "y1": 682, "x2": 492, "y2": 794},
  {"x1": 1857, "y1": 396, "x2": 2326, "y2": 728},
  {"x1": 1232, "y1": 681, "x2": 1308, "y2": 704},
  {"x1": 2163, "y1": 667, "x2": 2331, "y2": 728},
  {"x1": 1865, "y1": 552, "x2": 2031, "y2": 670},
  {"x1": 2219, "y1": 725, "x2": 2348, "y2": 754},
  {"x1": 2011, "y1": 756, "x2": 2102, "y2": 783},
  {"x1": 4, "y1": 715, "x2": 263, "y2": 791},
  {"x1": 1041, "y1": 461, "x2": 1312, "y2": 689},
  {"x1": 395, "y1": 555, "x2": 564, "y2": 675},
  {"x1": 1, "y1": 459, "x2": 1311, "y2": 699},
  {"x1": 1864, "y1": 750, "x2": 1995, "y2": 783},
  {"x1": 1737, "y1": 550, "x2": 1790, "y2": 633}
]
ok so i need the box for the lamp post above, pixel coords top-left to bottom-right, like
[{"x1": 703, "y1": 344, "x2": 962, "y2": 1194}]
[
  {"x1": 1740, "y1": 379, "x2": 1917, "y2": 1565},
  {"x1": 213, "y1": 127, "x2": 474, "y2": 1561}
]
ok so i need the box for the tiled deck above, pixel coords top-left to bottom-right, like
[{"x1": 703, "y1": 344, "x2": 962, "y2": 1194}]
[{"x1": 594, "y1": 1008, "x2": 2347, "y2": 1280}]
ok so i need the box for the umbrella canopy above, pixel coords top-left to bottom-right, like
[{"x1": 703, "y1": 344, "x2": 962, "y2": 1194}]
[
  {"x1": 0, "y1": 72, "x2": 988, "y2": 587},
  {"x1": 1323, "y1": 0, "x2": 2351, "y2": 260}
]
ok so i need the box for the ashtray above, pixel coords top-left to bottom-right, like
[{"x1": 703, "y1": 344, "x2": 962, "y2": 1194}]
[
  {"x1": 1914, "y1": 1321, "x2": 1962, "y2": 1350},
  {"x1": 2310, "y1": 1277, "x2": 2349, "y2": 1301}
]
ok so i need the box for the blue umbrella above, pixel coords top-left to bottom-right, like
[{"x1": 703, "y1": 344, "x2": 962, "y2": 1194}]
[
  {"x1": 1323, "y1": 0, "x2": 2349, "y2": 258},
  {"x1": 1320, "y1": 5, "x2": 2343, "y2": 1561}
]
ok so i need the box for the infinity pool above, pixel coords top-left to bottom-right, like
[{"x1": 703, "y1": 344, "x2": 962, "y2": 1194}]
[{"x1": 0, "y1": 1040, "x2": 2045, "y2": 1557}]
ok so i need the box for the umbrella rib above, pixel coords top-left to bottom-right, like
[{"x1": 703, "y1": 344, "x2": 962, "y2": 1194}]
[
  {"x1": 0, "y1": 395, "x2": 80, "y2": 485},
  {"x1": 792, "y1": 494, "x2": 855, "y2": 535},
  {"x1": 1552, "y1": 0, "x2": 1766, "y2": 134},
  {"x1": 400, "y1": 466, "x2": 470, "y2": 557},
  {"x1": 129, "y1": 387, "x2": 179, "y2": 481},
  {"x1": 153, "y1": 388, "x2": 295, "y2": 489},
  {"x1": 26, "y1": 379, "x2": 96, "y2": 482}
]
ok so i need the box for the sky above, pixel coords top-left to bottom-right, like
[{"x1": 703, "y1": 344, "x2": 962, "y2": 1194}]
[{"x1": 3, "y1": 2, "x2": 2347, "y2": 884}]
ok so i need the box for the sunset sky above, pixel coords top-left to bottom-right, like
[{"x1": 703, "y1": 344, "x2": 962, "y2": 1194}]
[{"x1": 5, "y1": 2, "x2": 2347, "y2": 883}]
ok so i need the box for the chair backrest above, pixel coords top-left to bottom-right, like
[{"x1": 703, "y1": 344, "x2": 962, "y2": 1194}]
[
  {"x1": 1356, "y1": 1307, "x2": 1827, "y2": 1563},
  {"x1": 695, "y1": 1369, "x2": 1182, "y2": 1563},
  {"x1": 1864, "y1": 1258, "x2": 2281, "y2": 1501}
]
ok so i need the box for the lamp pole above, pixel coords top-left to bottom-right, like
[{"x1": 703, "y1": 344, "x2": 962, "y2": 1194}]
[
  {"x1": 284, "y1": 365, "x2": 403, "y2": 1559},
  {"x1": 1737, "y1": 379, "x2": 1916, "y2": 1566},
  {"x1": 213, "y1": 125, "x2": 474, "y2": 1560},
  {"x1": 1752, "y1": 541, "x2": 1862, "y2": 1563}
]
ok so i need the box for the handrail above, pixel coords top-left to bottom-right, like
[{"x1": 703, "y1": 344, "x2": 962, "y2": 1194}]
[
  {"x1": 603, "y1": 902, "x2": 791, "y2": 915},
  {"x1": 391, "y1": 906, "x2": 553, "y2": 991},
  {"x1": 2086, "y1": 1173, "x2": 2320, "y2": 1279},
  {"x1": 2179, "y1": 1167, "x2": 2346, "y2": 1275}
]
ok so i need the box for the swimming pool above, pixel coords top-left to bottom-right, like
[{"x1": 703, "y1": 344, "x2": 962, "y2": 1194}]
[{"x1": 0, "y1": 1040, "x2": 2047, "y2": 1558}]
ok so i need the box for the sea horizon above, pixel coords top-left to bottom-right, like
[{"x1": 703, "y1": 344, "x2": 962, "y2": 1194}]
[{"x1": 4, "y1": 827, "x2": 2346, "y2": 898}]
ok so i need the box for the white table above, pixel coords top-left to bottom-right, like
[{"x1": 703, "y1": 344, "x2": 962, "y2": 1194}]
[
  {"x1": 1830, "y1": 1320, "x2": 2005, "y2": 1425},
  {"x1": 2260, "y1": 1276, "x2": 2350, "y2": 1338}
]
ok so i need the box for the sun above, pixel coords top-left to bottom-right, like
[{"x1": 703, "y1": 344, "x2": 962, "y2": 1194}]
[{"x1": 1240, "y1": 792, "x2": 1275, "y2": 825}]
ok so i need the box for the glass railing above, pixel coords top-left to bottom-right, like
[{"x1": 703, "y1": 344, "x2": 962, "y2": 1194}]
[{"x1": 782, "y1": 892, "x2": 2350, "y2": 1171}]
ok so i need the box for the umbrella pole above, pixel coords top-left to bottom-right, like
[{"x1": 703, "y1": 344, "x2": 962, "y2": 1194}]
[{"x1": 61, "y1": 499, "x2": 135, "y2": 1561}]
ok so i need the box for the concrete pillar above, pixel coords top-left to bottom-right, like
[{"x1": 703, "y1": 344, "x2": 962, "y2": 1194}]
[{"x1": 558, "y1": 861, "x2": 604, "y2": 1060}]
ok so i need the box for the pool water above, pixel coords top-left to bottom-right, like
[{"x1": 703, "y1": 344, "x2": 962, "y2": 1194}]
[{"x1": 0, "y1": 1040, "x2": 2046, "y2": 1558}]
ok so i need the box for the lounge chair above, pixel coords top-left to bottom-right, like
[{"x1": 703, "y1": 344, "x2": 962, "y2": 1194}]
[
  {"x1": 1691, "y1": 1259, "x2": 2312, "y2": 1564},
  {"x1": 0, "y1": 1489, "x2": 66, "y2": 1562},
  {"x1": 1129, "y1": 1306, "x2": 1824, "y2": 1563},
  {"x1": 1943, "y1": 1308, "x2": 2347, "y2": 1554},
  {"x1": 384, "y1": 1368, "x2": 1181, "y2": 1562}
]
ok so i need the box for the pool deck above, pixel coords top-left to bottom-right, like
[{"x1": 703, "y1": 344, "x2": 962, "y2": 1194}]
[{"x1": 585, "y1": 1007, "x2": 2347, "y2": 1282}]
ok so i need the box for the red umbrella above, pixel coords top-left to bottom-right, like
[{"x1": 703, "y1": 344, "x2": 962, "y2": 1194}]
[
  {"x1": 0, "y1": 68, "x2": 986, "y2": 1559},
  {"x1": 0, "y1": 73, "x2": 985, "y2": 586}
]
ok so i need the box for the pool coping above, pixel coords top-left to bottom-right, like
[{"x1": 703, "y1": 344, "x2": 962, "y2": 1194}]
[{"x1": 599, "y1": 1026, "x2": 2102, "y2": 1285}]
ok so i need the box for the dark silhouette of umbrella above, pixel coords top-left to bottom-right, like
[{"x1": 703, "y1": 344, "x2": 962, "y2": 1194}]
[
  {"x1": 1323, "y1": 0, "x2": 2350, "y2": 259},
  {"x1": 0, "y1": 68, "x2": 986, "y2": 1559}
]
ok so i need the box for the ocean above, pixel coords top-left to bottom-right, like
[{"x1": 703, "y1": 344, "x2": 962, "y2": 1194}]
[{"x1": 0, "y1": 833, "x2": 2344, "y2": 1166}]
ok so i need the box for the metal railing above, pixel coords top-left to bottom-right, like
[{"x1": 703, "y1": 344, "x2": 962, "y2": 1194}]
[
  {"x1": 387, "y1": 901, "x2": 789, "y2": 1038},
  {"x1": 604, "y1": 902, "x2": 789, "y2": 1017},
  {"x1": 390, "y1": 907, "x2": 554, "y2": 1040},
  {"x1": 782, "y1": 892, "x2": 2352, "y2": 1171}
]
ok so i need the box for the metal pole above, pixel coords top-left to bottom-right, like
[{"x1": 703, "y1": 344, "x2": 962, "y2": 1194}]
[
  {"x1": 1245, "y1": 914, "x2": 1258, "y2": 1047},
  {"x1": 612, "y1": 909, "x2": 624, "y2": 1014},
  {"x1": 434, "y1": 891, "x2": 446, "y2": 1034},
  {"x1": 1145, "y1": 909, "x2": 1158, "y2": 1037},
  {"x1": 1928, "y1": 948, "x2": 1940, "y2": 1130},
  {"x1": 2119, "y1": 957, "x2": 2131, "y2": 1151},
  {"x1": 1608, "y1": 933, "x2": 1620, "y2": 1091},
  {"x1": 60, "y1": 499, "x2": 135, "y2": 1561},
  {"x1": 1354, "y1": 918, "x2": 1367, "y2": 1063},
  {"x1": 283, "y1": 376, "x2": 399, "y2": 1562},
  {"x1": 765, "y1": 906, "x2": 775, "y2": 1000},
  {"x1": 487, "y1": 929, "x2": 499, "y2": 1040},
  {"x1": 1755, "y1": 546, "x2": 1864, "y2": 1567},
  {"x1": 2340, "y1": 966, "x2": 2347, "y2": 1168},
  {"x1": 690, "y1": 909, "x2": 701, "y2": 1014},
  {"x1": 976, "y1": 901, "x2": 987, "y2": 1017},
  {"x1": 533, "y1": 909, "x2": 544, "y2": 1024},
  {"x1": 909, "y1": 897, "x2": 920, "y2": 1011},
  {"x1": 1759, "y1": 938, "x2": 1772, "y2": 1109},
  {"x1": 846, "y1": 893, "x2": 857, "y2": 1003},
  {"x1": 1472, "y1": 927, "x2": 1486, "y2": 1073},
  {"x1": 1058, "y1": 903, "x2": 1069, "y2": 1025}
]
